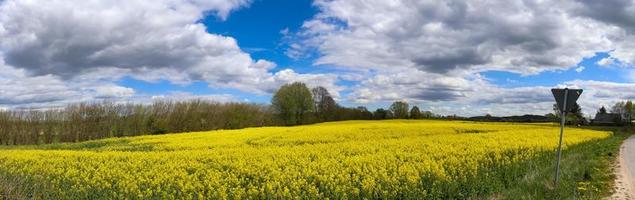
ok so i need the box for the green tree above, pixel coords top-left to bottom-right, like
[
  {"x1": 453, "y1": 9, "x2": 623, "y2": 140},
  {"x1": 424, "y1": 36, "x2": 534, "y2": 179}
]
[
  {"x1": 545, "y1": 113, "x2": 557, "y2": 121},
  {"x1": 390, "y1": 101, "x2": 409, "y2": 119},
  {"x1": 272, "y1": 82, "x2": 314, "y2": 125},
  {"x1": 410, "y1": 106, "x2": 422, "y2": 119},
  {"x1": 554, "y1": 102, "x2": 584, "y2": 125},
  {"x1": 373, "y1": 108, "x2": 389, "y2": 120},
  {"x1": 569, "y1": 103, "x2": 583, "y2": 123},
  {"x1": 355, "y1": 106, "x2": 373, "y2": 120}
]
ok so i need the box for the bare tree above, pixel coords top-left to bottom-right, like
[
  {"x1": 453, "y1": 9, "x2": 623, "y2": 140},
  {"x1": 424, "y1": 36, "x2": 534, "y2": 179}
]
[{"x1": 312, "y1": 86, "x2": 337, "y2": 122}]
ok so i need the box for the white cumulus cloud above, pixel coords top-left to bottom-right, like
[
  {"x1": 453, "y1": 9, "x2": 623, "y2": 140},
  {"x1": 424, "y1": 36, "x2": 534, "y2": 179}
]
[{"x1": 0, "y1": 0, "x2": 341, "y2": 108}]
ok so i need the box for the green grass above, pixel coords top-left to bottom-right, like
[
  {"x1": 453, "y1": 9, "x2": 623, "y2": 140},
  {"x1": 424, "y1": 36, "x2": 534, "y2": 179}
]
[{"x1": 495, "y1": 126, "x2": 630, "y2": 199}]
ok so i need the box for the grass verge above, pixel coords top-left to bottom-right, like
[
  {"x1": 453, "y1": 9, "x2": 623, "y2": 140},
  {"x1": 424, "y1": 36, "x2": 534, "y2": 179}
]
[{"x1": 495, "y1": 126, "x2": 631, "y2": 199}]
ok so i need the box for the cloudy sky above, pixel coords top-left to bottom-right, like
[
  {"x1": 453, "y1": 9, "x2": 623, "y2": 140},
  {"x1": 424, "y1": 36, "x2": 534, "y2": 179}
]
[{"x1": 1, "y1": 0, "x2": 635, "y2": 117}]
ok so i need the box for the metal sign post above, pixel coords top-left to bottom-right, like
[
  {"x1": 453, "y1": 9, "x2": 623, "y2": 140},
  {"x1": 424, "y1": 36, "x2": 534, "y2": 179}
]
[
  {"x1": 550, "y1": 88, "x2": 582, "y2": 189},
  {"x1": 554, "y1": 89, "x2": 568, "y2": 187}
]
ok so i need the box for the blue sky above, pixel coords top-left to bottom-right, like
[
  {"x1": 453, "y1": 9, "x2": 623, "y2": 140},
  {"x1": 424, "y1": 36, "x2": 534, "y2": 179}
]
[
  {"x1": 116, "y1": 0, "x2": 634, "y2": 112},
  {"x1": 482, "y1": 52, "x2": 632, "y2": 88},
  {"x1": 117, "y1": 0, "x2": 321, "y2": 103},
  {"x1": 118, "y1": 0, "x2": 352, "y2": 104},
  {"x1": 2, "y1": 0, "x2": 635, "y2": 116},
  {"x1": 204, "y1": 0, "x2": 316, "y2": 68}
]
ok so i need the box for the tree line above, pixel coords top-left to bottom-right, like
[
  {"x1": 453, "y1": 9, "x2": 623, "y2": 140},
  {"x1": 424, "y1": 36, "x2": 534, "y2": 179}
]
[
  {"x1": 0, "y1": 82, "x2": 438, "y2": 145},
  {"x1": 540, "y1": 100, "x2": 635, "y2": 126},
  {"x1": 543, "y1": 102, "x2": 585, "y2": 125},
  {"x1": 0, "y1": 101, "x2": 276, "y2": 145},
  {"x1": 272, "y1": 82, "x2": 439, "y2": 125}
]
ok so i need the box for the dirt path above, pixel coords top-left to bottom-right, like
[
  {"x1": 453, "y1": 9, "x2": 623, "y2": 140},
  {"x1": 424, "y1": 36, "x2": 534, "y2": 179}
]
[{"x1": 610, "y1": 135, "x2": 635, "y2": 200}]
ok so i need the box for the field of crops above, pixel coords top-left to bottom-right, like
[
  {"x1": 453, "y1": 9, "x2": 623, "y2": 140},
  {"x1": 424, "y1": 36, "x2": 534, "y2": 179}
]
[{"x1": 0, "y1": 120, "x2": 614, "y2": 199}]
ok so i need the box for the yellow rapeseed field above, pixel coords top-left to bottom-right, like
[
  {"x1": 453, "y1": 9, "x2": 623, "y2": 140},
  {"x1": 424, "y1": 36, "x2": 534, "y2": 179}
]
[{"x1": 0, "y1": 120, "x2": 611, "y2": 199}]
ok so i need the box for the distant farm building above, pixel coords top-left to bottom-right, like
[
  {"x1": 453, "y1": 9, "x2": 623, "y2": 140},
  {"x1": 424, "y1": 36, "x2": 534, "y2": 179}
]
[{"x1": 591, "y1": 113, "x2": 623, "y2": 125}]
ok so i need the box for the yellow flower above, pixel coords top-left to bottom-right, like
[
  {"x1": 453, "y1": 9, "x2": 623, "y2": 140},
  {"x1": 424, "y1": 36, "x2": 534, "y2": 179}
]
[{"x1": 0, "y1": 120, "x2": 610, "y2": 199}]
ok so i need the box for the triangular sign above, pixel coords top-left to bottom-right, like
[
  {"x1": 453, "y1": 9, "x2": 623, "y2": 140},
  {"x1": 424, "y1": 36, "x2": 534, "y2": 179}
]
[{"x1": 551, "y1": 88, "x2": 583, "y2": 113}]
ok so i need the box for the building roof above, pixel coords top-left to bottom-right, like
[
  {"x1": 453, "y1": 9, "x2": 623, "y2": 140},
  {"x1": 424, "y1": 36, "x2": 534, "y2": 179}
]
[{"x1": 593, "y1": 113, "x2": 621, "y2": 123}]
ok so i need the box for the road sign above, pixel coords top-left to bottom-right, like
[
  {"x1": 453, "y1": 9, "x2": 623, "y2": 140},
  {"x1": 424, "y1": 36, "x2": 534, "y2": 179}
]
[
  {"x1": 551, "y1": 88, "x2": 582, "y2": 113},
  {"x1": 550, "y1": 88, "x2": 583, "y2": 189}
]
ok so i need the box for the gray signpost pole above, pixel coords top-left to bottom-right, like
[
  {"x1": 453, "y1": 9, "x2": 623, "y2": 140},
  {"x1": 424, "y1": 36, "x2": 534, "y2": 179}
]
[{"x1": 554, "y1": 88, "x2": 568, "y2": 188}]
